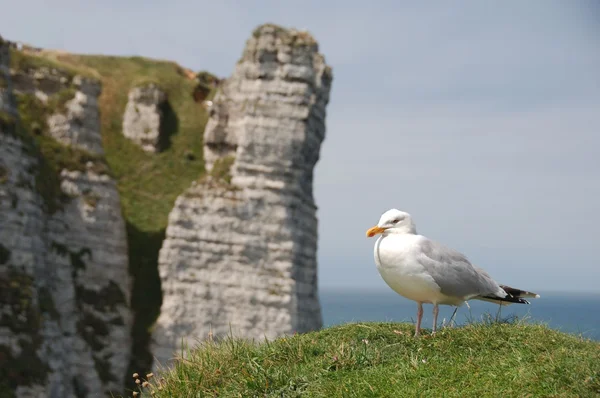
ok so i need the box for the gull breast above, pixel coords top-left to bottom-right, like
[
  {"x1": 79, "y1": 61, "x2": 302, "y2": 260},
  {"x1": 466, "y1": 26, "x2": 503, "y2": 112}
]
[{"x1": 374, "y1": 234, "x2": 449, "y2": 304}]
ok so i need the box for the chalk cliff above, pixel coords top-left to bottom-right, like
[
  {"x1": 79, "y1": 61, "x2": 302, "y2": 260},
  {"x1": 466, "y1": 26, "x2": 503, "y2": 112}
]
[
  {"x1": 0, "y1": 38, "x2": 132, "y2": 397},
  {"x1": 152, "y1": 24, "x2": 333, "y2": 368},
  {"x1": 1, "y1": 22, "x2": 333, "y2": 394}
]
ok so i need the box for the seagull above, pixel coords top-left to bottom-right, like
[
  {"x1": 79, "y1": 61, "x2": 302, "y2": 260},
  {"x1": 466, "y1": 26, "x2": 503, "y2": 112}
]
[{"x1": 366, "y1": 208, "x2": 540, "y2": 337}]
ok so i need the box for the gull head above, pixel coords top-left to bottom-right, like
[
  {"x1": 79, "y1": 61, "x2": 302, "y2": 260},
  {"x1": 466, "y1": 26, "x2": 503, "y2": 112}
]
[{"x1": 366, "y1": 208, "x2": 416, "y2": 237}]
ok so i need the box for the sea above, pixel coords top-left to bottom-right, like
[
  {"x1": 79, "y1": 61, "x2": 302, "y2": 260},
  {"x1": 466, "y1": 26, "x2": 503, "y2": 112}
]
[{"x1": 320, "y1": 289, "x2": 600, "y2": 341}]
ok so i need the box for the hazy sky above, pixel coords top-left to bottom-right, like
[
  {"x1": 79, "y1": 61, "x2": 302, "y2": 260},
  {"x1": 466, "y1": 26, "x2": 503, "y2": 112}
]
[{"x1": 2, "y1": 1, "x2": 599, "y2": 293}]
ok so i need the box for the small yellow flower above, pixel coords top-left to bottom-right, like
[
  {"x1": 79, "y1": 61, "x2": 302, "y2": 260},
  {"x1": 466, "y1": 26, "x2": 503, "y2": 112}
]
[
  {"x1": 146, "y1": 373, "x2": 154, "y2": 379},
  {"x1": 135, "y1": 379, "x2": 141, "y2": 385},
  {"x1": 142, "y1": 381, "x2": 149, "y2": 388},
  {"x1": 132, "y1": 373, "x2": 139, "y2": 378}
]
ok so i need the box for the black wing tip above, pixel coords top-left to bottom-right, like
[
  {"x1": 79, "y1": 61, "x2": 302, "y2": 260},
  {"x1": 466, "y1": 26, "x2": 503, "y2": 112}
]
[
  {"x1": 499, "y1": 284, "x2": 540, "y2": 299},
  {"x1": 482, "y1": 295, "x2": 531, "y2": 305}
]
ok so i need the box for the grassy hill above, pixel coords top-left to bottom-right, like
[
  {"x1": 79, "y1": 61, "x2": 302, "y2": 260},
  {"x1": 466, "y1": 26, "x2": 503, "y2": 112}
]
[
  {"x1": 8, "y1": 48, "x2": 218, "y2": 389},
  {"x1": 128, "y1": 321, "x2": 600, "y2": 397}
]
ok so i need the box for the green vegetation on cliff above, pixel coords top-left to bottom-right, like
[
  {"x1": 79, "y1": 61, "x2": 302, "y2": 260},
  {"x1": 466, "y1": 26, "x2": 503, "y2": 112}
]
[
  {"x1": 55, "y1": 53, "x2": 214, "y2": 230},
  {"x1": 9, "y1": 49, "x2": 98, "y2": 79},
  {"x1": 129, "y1": 322, "x2": 599, "y2": 398},
  {"x1": 209, "y1": 155, "x2": 235, "y2": 184}
]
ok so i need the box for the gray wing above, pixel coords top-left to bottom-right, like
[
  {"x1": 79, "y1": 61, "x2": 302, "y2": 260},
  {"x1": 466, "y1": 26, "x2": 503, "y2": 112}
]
[{"x1": 416, "y1": 238, "x2": 503, "y2": 299}]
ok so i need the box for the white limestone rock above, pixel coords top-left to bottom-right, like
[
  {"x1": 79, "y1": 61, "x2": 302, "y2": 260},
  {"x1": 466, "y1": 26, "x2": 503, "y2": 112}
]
[
  {"x1": 42, "y1": 166, "x2": 132, "y2": 397},
  {"x1": 122, "y1": 83, "x2": 168, "y2": 153},
  {"x1": 1, "y1": 41, "x2": 132, "y2": 397},
  {"x1": 10, "y1": 64, "x2": 104, "y2": 155},
  {"x1": 46, "y1": 76, "x2": 104, "y2": 155},
  {"x1": 152, "y1": 23, "x2": 333, "y2": 369},
  {"x1": 1, "y1": 46, "x2": 49, "y2": 393}
]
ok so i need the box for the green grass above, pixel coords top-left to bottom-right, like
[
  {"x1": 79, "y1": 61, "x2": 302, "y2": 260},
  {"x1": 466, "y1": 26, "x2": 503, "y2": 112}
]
[
  {"x1": 208, "y1": 155, "x2": 235, "y2": 184},
  {"x1": 9, "y1": 49, "x2": 98, "y2": 79},
  {"x1": 9, "y1": 50, "x2": 218, "y2": 391},
  {"x1": 196, "y1": 70, "x2": 220, "y2": 87},
  {"x1": 127, "y1": 321, "x2": 600, "y2": 398}
]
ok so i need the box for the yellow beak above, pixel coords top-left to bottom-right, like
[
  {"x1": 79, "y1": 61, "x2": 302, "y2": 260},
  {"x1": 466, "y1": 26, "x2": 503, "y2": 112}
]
[{"x1": 366, "y1": 226, "x2": 386, "y2": 238}]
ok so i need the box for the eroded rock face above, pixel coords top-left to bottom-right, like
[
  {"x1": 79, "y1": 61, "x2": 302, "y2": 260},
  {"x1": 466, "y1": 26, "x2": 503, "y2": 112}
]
[
  {"x1": 0, "y1": 36, "x2": 50, "y2": 398},
  {"x1": 11, "y1": 66, "x2": 104, "y2": 154},
  {"x1": 0, "y1": 41, "x2": 132, "y2": 397},
  {"x1": 47, "y1": 76, "x2": 103, "y2": 154},
  {"x1": 152, "y1": 24, "x2": 333, "y2": 368},
  {"x1": 0, "y1": 133, "x2": 49, "y2": 398},
  {"x1": 122, "y1": 83, "x2": 168, "y2": 152}
]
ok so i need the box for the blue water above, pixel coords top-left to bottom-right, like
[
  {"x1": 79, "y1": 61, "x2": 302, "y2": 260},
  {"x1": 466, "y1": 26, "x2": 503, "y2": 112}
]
[{"x1": 320, "y1": 289, "x2": 600, "y2": 341}]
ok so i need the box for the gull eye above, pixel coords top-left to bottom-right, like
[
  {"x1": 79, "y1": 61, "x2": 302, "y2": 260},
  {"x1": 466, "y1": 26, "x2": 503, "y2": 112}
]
[{"x1": 391, "y1": 218, "x2": 401, "y2": 224}]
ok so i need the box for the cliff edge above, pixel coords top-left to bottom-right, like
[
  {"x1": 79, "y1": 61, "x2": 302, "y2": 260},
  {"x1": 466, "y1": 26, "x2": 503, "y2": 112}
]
[{"x1": 152, "y1": 24, "x2": 333, "y2": 368}]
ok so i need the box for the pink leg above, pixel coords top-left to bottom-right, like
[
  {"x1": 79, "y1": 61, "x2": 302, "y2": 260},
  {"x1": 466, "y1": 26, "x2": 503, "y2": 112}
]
[
  {"x1": 432, "y1": 304, "x2": 439, "y2": 335},
  {"x1": 415, "y1": 302, "x2": 424, "y2": 337}
]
